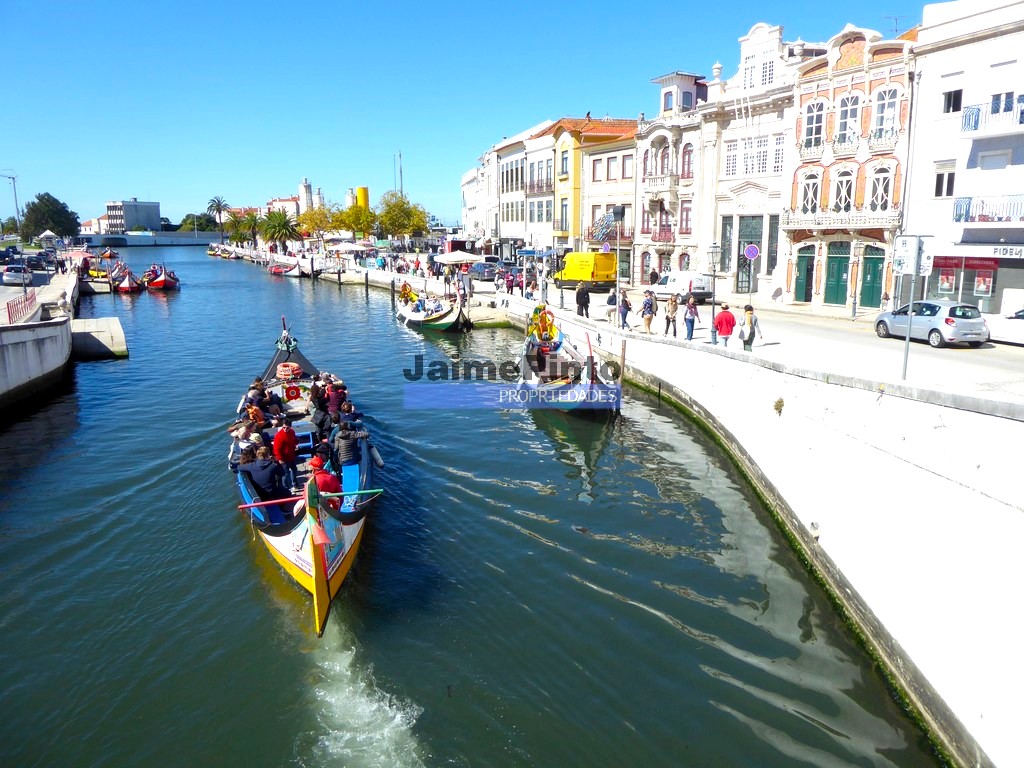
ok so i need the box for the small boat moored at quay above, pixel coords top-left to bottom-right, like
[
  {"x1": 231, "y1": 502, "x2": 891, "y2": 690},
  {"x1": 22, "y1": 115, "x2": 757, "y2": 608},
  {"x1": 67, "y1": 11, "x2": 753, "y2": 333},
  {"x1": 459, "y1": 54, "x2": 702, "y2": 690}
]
[
  {"x1": 518, "y1": 304, "x2": 619, "y2": 415},
  {"x1": 268, "y1": 261, "x2": 300, "y2": 278},
  {"x1": 396, "y1": 284, "x2": 470, "y2": 332},
  {"x1": 141, "y1": 264, "x2": 181, "y2": 290},
  {"x1": 100, "y1": 248, "x2": 119, "y2": 259},
  {"x1": 230, "y1": 319, "x2": 384, "y2": 636},
  {"x1": 114, "y1": 269, "x2": 145, "y2": 293}
]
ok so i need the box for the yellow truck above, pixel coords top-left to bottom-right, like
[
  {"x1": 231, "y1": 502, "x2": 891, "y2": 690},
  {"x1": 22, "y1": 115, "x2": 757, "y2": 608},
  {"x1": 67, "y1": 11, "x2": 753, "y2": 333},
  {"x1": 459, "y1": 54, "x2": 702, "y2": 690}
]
[{"x1": 552, "y1": 251, "x2": 617, "y2": 290}]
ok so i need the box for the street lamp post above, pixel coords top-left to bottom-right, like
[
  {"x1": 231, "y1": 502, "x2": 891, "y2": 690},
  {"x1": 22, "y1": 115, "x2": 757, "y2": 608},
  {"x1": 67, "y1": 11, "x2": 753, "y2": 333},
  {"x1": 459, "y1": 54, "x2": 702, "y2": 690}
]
[
  {"x1": 1, "y1": 170, "x2": 20, "y2": 230},
  {"x1": 708, "y1": 242, "x2": 721, "y2": 344}
]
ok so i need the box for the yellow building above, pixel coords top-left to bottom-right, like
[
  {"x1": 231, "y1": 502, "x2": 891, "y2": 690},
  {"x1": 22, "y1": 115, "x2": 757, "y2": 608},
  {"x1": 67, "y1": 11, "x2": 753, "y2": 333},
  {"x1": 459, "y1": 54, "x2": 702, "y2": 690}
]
[{"x1": 532, "y1": 117, "x2": 637, "y2": 253}]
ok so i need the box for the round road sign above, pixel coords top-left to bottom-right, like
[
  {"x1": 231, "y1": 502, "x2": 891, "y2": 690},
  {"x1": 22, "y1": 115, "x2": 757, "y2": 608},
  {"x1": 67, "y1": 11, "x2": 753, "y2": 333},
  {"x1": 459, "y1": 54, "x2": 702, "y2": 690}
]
[{"x1": 744, "y1": 244, "x2": 760, "y2": 261}]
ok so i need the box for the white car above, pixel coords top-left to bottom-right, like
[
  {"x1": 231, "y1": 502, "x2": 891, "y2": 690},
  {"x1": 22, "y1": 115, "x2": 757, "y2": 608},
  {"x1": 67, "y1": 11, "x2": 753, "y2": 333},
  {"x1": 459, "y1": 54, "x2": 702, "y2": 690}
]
[
  {"x1": 2, "y1": 264, "x2": 32, "y2": 286},
  {"x1": 984, "y1": 309, "x2": 1024, "y2": 345},
  {"x1": 650, "y1": 270, "x2": 713, "y2": 304}
]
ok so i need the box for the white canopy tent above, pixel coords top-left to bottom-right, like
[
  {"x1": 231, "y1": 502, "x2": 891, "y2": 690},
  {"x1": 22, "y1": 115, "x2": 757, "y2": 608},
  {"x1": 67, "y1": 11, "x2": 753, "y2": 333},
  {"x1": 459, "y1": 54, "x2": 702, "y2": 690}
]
[{"x1": 433, "y1": 250, "x2": 483, "y2": 265}]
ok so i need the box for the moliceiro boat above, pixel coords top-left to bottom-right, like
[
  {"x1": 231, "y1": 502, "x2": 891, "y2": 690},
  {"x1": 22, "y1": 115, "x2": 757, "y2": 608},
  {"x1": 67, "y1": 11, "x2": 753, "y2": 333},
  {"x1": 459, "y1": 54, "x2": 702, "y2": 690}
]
[
  {"x1": 114, "y1": 270, "x2": 145, "y2": 293},
  {"x1": 517, "y1": 305, "x2": 619, "y2": 415},
  {"x1": 140, "y1": 264, "x2": 180, "y2": 290},
  {"x1": 230, "y1": 319, "x2": 384, "y2": 636},
  {"x1": 395, "y1": 282, "x2": 470, "y2": 332}
]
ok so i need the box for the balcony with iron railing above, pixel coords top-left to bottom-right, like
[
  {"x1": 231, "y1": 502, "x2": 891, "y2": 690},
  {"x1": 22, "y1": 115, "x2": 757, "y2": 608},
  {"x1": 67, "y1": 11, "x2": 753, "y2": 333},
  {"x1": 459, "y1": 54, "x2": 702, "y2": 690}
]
[
  {"x1": 552, "y1": 218, "x2": 569, "y2": 232},
  {"x1": 832, "y1": 134, "x2": 859, "y2": 157},
  {"x1": 526, "y1": 179, "x2": 554, "y2": 195},
  {"x1": 867, "y1": 127, "x2": 898, "y2": 153},
  {"x1": 961, "y1": 101, "x2": 1024, "y2": 138},
  {"x1": 799, "y1": 137, "x2": 824, "y2": 161},
  {"x1": 584, "y1": 225, "x2": 633, "y2": 242},
  {"x1": 651, "y1": 226, "x2": 676, "y2": 242},
  {"x1": 953, "y1": 194, "x2": 1024, "y2": 223},
  {"x1": 781, "y1": 204, "x2": 902, "y2": 230}
]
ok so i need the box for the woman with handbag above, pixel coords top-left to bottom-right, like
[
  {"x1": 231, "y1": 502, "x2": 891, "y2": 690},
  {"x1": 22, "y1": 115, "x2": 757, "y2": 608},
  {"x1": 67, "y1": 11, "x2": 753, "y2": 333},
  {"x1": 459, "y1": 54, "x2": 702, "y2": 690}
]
[{"x1": 738, "y1": 304, "x2": 763, "y2": 351}]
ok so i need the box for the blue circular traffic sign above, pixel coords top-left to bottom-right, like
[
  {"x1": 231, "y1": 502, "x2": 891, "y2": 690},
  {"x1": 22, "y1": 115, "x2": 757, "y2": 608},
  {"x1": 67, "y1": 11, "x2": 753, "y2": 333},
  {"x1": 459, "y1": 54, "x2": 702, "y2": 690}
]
[{"x1": 744, "y1": 244, "x2": 760, "y2": 261}]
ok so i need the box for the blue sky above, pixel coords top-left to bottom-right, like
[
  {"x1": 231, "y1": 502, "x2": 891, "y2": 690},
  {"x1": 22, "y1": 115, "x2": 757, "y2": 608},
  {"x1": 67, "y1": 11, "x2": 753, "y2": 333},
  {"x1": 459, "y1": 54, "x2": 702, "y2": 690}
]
[{"x1": 5, "y1": 0, "x2": 922, "y2": 227}]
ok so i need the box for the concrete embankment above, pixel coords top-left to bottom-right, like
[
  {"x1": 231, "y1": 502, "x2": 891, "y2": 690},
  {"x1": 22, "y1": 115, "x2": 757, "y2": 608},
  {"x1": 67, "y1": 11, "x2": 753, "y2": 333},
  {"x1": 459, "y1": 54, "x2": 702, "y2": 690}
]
[
  {"x1": 0, "y1": 317, "x2": 72, "y2": 410},
  {"x1": 71, "y1": 318, "x2": 128, "y2": 360},
  {"x1": 492, "y1": 293, "x2": 1018, "y2": 768}
]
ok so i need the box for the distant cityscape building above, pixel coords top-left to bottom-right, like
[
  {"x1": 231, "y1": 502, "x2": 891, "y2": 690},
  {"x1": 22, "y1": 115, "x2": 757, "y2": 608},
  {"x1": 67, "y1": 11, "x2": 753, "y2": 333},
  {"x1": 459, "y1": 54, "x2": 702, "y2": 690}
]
[
  {"x1": 104, "y1": 198, "x2": 161, "y2": 233},
  {"x1": 299, "y1": 178, "x2": 313, "y2": 214}
]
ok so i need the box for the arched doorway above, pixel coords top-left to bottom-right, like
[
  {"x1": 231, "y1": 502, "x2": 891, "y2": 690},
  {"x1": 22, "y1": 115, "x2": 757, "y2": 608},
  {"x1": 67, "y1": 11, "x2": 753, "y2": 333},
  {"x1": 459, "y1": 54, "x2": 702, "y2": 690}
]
[{"x1": 795, "y1": 245, "x2": 815, "y2": 302}]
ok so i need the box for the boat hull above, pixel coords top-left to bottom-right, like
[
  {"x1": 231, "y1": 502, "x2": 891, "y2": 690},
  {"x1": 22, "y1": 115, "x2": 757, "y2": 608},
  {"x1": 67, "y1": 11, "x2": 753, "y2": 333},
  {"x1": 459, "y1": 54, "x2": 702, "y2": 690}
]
[{"x1": 397, "y1": 302, "x2": 469, "y2": 332}]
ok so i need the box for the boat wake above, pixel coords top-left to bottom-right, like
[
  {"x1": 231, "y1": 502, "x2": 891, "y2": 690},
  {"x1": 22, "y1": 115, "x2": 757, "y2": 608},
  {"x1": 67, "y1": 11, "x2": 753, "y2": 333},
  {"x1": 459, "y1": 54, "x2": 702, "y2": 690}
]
[{"x1": 295, "y1": 621, "x2": 425, "y2": 768}]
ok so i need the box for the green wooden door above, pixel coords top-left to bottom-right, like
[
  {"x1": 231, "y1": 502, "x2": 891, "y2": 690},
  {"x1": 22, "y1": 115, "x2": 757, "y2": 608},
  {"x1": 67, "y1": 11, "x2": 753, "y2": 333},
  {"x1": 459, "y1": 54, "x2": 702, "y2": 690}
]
[
  {"x1": 860, "y1": 256, "x2": 884, "y2": 308},
  {"x1": 824, "y1": 257, "x2": 849, "y2": 305},
  {"x1": 795, "y1": 248, "x2": 814, "y2": 302}
]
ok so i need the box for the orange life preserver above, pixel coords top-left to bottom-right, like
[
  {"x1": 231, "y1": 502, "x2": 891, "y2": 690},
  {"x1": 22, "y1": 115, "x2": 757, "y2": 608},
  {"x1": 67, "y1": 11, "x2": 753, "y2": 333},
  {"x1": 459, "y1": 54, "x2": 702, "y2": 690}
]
[
  {"x1": 285, "y1": 385, "x2": 302, "y2": 401},
  {"x1": 276, "y1": 362, "x2": 302, "y2": 380}
]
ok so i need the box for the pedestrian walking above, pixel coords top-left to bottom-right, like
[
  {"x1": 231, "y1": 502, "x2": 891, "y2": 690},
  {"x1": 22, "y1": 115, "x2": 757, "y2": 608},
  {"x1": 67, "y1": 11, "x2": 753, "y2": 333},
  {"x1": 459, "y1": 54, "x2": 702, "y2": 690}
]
[
  {"x1": 604, "y1": 292, "x2": 617, "y2": 322},
  {"x1": 663, "y1": 294, "x2": 678, "y2": 337},
  {"x1": 713, "y1": 303, "x2": 737, "y2": 346},
  {"x1": 738, "y1": 304, "x2": 763, "y2": 351},
  {"x1": 649, "y1": 268, "x2": 659, "y2": 285},
  {"x1": 618, "y1": 289, "x2": 632, "y2": 330},
  {"x1": 682, "y1": 296, "x2": 700, "y2": 341},
  {"x1": 641, "y1": 290, "x2": 655, "y2": 333},
  {"x1": 575, "y1": 281, "x2": 591, "y2": 318}
]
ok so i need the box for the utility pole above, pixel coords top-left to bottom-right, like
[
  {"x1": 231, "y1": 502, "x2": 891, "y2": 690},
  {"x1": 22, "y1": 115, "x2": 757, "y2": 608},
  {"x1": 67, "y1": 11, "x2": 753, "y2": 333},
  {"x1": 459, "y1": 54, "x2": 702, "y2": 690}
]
[
  {"x1": 398, "y1": 150, "x2": 404, "y2": 196},
  {"x1": 1, "y1": 170, "x2": 20, "y2": 230}
]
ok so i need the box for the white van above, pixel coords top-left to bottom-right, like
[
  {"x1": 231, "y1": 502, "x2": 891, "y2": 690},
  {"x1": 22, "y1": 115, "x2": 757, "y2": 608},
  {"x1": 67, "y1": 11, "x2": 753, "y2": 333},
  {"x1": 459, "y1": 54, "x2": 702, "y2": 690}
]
[{"x1": 650, "y1": 271, "x2": 712, "y2": 304}]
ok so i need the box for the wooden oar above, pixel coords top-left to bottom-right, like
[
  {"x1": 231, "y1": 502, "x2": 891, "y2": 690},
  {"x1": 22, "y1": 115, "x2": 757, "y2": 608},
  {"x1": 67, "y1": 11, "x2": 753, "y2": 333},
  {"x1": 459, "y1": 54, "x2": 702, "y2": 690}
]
[
  {"x1": 319, "y1": 488, "x2": 384, "y2": 498},
  {"x1": 238, "y1": 496, "x2": 301, "y2": 509}
]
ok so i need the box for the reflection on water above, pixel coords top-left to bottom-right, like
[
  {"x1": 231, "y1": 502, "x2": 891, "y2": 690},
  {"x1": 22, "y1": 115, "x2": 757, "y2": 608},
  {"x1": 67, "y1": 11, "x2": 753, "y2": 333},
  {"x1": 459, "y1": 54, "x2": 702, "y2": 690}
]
[{"x1": 0, "y1": 247, "x2": 938, "y2": 768}]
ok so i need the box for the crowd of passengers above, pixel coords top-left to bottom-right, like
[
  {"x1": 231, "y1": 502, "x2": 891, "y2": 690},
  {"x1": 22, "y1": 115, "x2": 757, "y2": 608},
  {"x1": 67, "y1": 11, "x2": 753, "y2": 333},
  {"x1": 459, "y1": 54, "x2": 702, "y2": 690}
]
[{"x1": 228, "y1": 372, "x2": 369, "y2": 512}]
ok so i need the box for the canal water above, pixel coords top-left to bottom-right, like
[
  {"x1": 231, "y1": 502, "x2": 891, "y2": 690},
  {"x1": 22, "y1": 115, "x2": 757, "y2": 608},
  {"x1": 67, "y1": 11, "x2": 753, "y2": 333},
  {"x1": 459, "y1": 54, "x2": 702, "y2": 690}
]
[{"x1": 0, "y1": 247, "x2": 938, "y2": 767}]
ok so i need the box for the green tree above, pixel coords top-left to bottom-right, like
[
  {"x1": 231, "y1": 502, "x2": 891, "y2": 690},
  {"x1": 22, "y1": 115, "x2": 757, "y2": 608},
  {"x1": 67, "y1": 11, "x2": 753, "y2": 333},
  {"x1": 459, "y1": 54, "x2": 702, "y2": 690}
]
[
  {"x1": 207, "y1": 196, "x2": 230, "y2": 243},
  {"x1": 179, "y1": 212, "x2": 219, "y2": 233},
  {"x1": 241, "y1": 210, "x2": 263, "y2": 251},
  {"x1": 20, "y1": 192, "x2": 80, "y2": 240},
  {"x1": 2, "y1": 216, "x2": 17, "y2": 235},
  {"x1": 336, "y1": 204, "x2": 376, "y2": 238},
  {"x1": 376, "y1": 191, "x2": 429, "y2": 240},
  {"x1": 224, "y1": 210, "x2": 244, "y2": 241},
  {"x1": 260, "y1": 209, "x2": 300, "y2": 255},
  {"x1": 298, "y1": 204, "x2": 338, "y2": 253},
  {"x1": 159, "y1": 217, "x2": 174, "y2": 231}
]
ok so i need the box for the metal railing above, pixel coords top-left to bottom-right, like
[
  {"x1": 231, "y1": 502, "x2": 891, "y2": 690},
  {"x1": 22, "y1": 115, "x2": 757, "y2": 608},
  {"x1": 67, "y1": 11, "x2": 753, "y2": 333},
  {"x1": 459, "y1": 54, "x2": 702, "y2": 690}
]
[
  {"x1": 584, "y1": 226, "x2": 633, "y2": 241},
  {"x1": 526, "y1": 179, "x2": 554, "y2": 194},
  {"x1": 953, "y1": 194, "x2": 1024, "y2": 223},
  {"x1": 552, "y1": 218, "x2": 569, "y2": 231},
  {"x1": 651, "y1": 227, "x2": 676, "y2": 242},
  {"x1": 799, "y1": 137, "x2": 824, "y2": 160},
  {"x1": 832, "y1": 135, "x2": 859, "y2": 156},
  {"x1": 781, "y1": 207, "x2": 901, "y2": 229},
  {"x1": 5, "y1": 288, "x2": 37, "y2": 324},
  {"x1": 961, "y1": 102, "x2": 1024, "y2": 134},
  {"x1": 867, "y1": 127, "x2": 898, "y2": 152}
]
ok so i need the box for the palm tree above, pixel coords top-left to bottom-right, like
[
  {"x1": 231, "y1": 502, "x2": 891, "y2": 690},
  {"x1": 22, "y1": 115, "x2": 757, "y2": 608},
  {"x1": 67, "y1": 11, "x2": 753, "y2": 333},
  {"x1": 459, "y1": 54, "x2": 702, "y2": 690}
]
[
  {"x1": 241, "y1": 210, "x2": 262, "y2": 252},
  {"x1": 260, "y1": 209, "x2": 300, "y2": 257},
  {"x1": 224, "y1": 210, "x2": 243, "y2": 242},
  {"x1": 207, "y1": 196, "x2": 230, "y2": 244}
]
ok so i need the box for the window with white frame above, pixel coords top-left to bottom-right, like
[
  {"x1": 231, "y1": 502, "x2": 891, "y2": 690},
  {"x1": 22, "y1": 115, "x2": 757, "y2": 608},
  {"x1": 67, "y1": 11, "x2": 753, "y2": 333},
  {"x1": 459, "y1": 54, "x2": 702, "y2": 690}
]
[
  {"x1": 942, "y1": 89, "x2": 962, "y2": 113},
  {"x1": 663, "y1": 91, "x2": 674, "y2": 111},
  {"x1": 800, "y1": 173, "x2": 820, "y2": 213},
  {"x1": 742, "y1": 138, "x2": 755, "y2": 175},
  {"x1": 680, "y1": 143, "x2": 693, "y2": 178},
  {"x1": 869, "y1": 167, "x2": 892, "y2": 211},
  {"x1": 660, "y1": 146, "x2": 670, "y2": 174},
  {"x1": 607, "y1": 156, "x2": 618, "y2": 180},
  {"x1": 724, "y1": 140, "x2": 737, "y2": 176},
  {"x1": 756, "y1": 136, "x2": 769, "y2": 174},
  {"x1": 833, "y1": 169, "x2": 854, "y2": 212},
  {"x1": 934, "y1": 166, "x2": 955, "y2": 197},
  {"x1": 622, "y1": 154, "x2": 633, "y2": 178},
  {"x1": 837, "y1": 94, "x2": 860, "y2": 143},
  {"x1": 529, "y1": 201, "x2": 535, "y2": 223},
  {"x1": 592, "y1": 205, "x2": 603, "y2": 224},
  {"x1": 529, "y1": 162, "x2": 535, "y2": 184},
  {"x1": 545, "y1": 200, "x2": 552, "y2": 221},
  {"x1": 743, "y1": 53, "x2": 756, "y2": 89},
  {"x1": 545, "y1": 158, "x2": 553, "y2": 181},
  {"x1": 873, "y1": 88, "x2": 898, "y2": 136},
  {"x1": 560, "y1": 150, "x2": 569, "y2": 174},
  {"x1": 679, "y1": 201, "x2": 692, "y2": 233},
  {"x1": 991, "y1": 92, "x2": 1014, "y2": 114},
  {"x1": 772, "y1": 134, "x2": 785, "y2": 173},
  {"x1": 804, "y1": 102, "x2": 824, "y2": 146},
  {"x1": 761, "y1": 59, "x2": 775, "y2": 86},
  {"x1": 592, "y1": 158, "x2": 603, "y2": 182}
]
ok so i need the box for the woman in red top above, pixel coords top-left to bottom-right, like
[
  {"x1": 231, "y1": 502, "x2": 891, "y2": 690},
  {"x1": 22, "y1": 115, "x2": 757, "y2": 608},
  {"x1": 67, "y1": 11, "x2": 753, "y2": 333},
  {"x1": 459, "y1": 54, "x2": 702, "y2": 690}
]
[{"x1": 308, "y1": 456, "x2": 341, "y2": 510}]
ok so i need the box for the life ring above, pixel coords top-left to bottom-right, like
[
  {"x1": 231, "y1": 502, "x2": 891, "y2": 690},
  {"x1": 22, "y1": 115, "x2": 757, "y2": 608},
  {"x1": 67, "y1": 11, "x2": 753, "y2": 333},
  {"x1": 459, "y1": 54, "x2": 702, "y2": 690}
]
[
  {"x1": 285, "y1": 385, "x2": 302, "y2": 401},
  {"x1": 276, "y1": 362, "x2": 302, "y2": 380}
]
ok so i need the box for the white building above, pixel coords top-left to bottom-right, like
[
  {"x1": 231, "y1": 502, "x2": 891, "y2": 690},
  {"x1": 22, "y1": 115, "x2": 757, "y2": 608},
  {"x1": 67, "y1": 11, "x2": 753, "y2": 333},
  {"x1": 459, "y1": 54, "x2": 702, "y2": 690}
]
[
  {"x1": 902, "y1": 0, "x2": 1024, "y2": 314},
  {"x1": 104, "y1": 198, "x2": 161, "y2": 233},
  {"x1": 524, "y1": 131, "x2": 555, "y2": 252},
  {"x1": 460, "y1": 167, "x2": 485, "y2": 242},
  {"x1": 299, "y1": 178, "x2": 313, "y2": 214},
  {"x1": 580, "y1": 132, "x2": 636, "y2": 274}
]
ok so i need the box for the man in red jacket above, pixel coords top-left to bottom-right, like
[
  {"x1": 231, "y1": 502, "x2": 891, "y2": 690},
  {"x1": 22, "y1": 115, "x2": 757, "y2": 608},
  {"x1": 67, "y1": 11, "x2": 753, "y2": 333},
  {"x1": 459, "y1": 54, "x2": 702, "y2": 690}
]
[
  {"x1": 273, "y1": 417, "x2": 300, "y2": 493},
  {"x1": 308, "y1": 455, "x2": 341, "y2": 510},
  {"x1": 713, "y1": 303, "x2": 737, "y2": 346}
]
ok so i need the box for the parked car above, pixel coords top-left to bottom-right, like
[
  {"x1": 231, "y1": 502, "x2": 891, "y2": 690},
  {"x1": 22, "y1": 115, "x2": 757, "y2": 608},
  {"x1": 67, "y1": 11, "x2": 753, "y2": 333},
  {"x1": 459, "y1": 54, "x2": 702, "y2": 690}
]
[
  {"x1": 2, "y1": 264, "x2": 33, "y2": 286},
  {"x1": 650, "y1": 270, "x2": 713, "y2": 304},
  {"x1": 4, "y1": 245, "x2": 20, "y2": 257},
  {"x1": 984, "y1": 308, "x2": 1024, "y2": 345},
  {"x1": 874, "y1": 300, "x2": 989, "y2": 348},
  {"x1": 24, "y1": 255, "x2": 45, "y2": 271},
  {"x1": 469, "y1": 262, "x2": 496, "y2": 281}
]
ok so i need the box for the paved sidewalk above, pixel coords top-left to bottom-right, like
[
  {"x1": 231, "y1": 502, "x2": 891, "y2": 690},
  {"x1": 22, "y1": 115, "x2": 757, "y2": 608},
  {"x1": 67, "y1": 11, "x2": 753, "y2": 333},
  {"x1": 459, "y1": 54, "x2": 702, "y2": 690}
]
[{"x1": 499, "y1": 293, "x2": 1022, "y2": 767}]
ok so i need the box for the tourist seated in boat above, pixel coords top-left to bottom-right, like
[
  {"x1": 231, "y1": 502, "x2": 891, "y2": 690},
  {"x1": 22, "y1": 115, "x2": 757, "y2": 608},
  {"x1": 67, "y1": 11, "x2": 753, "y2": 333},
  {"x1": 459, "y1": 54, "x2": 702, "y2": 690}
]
[
  {"x1": 332, "y1": 422, "x2": 370, "y2": 467},
  {"x1": 308, "y1": 456, "x2": 341, "y2": 511},
  {"x1": 309, "y1": 379, "x2": 331, "y2": 440},
  {"x1": 414, "y1": 297, "x2": 426, "y2": 312},
  {"x1": 339, "y1": 400, "x2": 363, "y2": 424},
  {"x1": 238, "y1": 446, "x2": 288, "y2": 521},
  {"x1": 426, "y1": 297, "x2": 443, "y2": 314},
  {"x1": 326, "y1": 380, "x2": 348, "y2": 415},
  {"x1": 272, "y1": 417, "x2": 300, "y2": 493}
]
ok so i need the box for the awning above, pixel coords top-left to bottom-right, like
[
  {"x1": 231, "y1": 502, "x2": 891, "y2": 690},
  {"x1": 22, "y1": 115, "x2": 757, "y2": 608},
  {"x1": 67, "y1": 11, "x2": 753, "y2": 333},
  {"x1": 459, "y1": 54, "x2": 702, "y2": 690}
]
[{"x1": 434, "y1": 250, "x2": 483, "y2": 265}]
